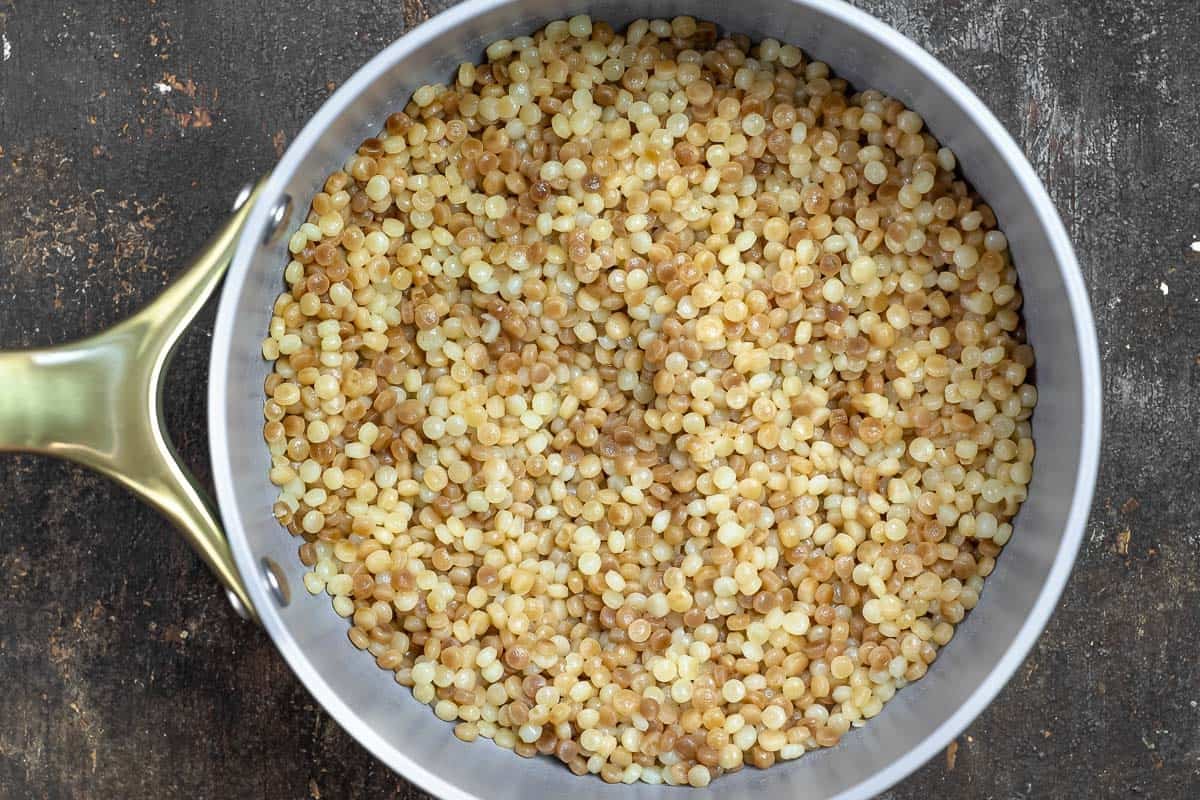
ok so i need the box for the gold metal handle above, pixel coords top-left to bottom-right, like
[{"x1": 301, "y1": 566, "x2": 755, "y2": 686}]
[{"x1": 0, "y1": 181, "x2": 268, "y2": 622}]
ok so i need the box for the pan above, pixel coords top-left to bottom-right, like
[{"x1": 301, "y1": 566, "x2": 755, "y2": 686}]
[{"x1": 0, "y1": 0, "x2": 1102, "y2": 797}]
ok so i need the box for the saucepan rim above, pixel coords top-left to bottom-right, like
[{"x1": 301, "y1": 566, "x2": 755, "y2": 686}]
[{"x1": 209, "y1": 0, "x2": 1102, "y2": 796}]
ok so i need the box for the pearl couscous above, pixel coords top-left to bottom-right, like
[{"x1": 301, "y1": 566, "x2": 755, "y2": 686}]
[{"x1": 261, "y1": 15, "x2": 1036, "y2": 787}]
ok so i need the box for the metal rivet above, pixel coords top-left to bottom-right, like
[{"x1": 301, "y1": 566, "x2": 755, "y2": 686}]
[
  {"x1": 265, "y1": 195, "x2": 293, "y2": 244},
  {"x1": 225, "y1": 587, "x2": 254, "y2": 621},
  {"x1": 231, "y1": 181, "x2": 256, "y2": 212},
  {"x1": 261, "y1": 557, "x2": 291, "y2": 606}
]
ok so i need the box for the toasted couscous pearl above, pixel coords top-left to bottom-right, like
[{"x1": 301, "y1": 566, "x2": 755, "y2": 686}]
[{"x1": 262, "y1": 14, "x2": 1035, "y2": 787}]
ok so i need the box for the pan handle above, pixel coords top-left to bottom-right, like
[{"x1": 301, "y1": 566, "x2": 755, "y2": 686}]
[{"x1": 0, "y1": 181, "x2": 268, "y2": 622}]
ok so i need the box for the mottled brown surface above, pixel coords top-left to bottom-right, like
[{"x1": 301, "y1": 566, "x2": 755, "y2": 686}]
[{"x1": 0, "y1": 1, "x2": 1196, "y2": 798}]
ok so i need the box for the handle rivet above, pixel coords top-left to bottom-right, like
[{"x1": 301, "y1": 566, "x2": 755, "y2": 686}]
[
  {"x1": 265, "y1": 195, "x2": 293, "y2": 244},
  {"x1": 226, "y1": 588, "x2": 255, "y2": 621},
  {"x1": 261, "y1": 557, "x2": 291, "y2": 606},
  {"x1": 231, "y1": 182, "x2": 256, "y2": 212}
]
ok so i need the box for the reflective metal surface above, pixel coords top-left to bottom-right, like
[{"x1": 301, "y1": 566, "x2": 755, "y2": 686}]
[
  {"x1": 210, "y1": 1, "x2": 1102, "y2": 798},
  {"x1": 0, "y1": 181, "x2": 266, "y2": 621}
]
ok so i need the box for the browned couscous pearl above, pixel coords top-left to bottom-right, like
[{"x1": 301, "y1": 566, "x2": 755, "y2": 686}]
[{"x1": 264, "y1": 14, "x2": 1035, "y2": 788}]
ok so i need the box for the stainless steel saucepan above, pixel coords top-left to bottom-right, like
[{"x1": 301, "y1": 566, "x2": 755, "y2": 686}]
[{"x1": 0, "y1": 0, "x2": 1102, "y2": 797}]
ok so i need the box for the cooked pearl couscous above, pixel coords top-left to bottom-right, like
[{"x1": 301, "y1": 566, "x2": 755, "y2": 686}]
[{"x1": 261, "y1": 15, "x2": 1036, "y2": 787}]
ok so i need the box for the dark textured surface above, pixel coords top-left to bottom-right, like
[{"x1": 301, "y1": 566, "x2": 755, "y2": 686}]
[{"x1": 0, "y1": 1, "x2": 1196, "y2": 798}]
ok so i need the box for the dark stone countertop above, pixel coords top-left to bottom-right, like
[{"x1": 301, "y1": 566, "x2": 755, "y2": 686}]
[{"x1": 0, "y1": 1, "x2": 1196, "y2": 797}]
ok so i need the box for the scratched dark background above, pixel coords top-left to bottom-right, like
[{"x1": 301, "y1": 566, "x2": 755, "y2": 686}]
[{"x1": 0, "y1": 0, "x2": 1196, "y2": 798}]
